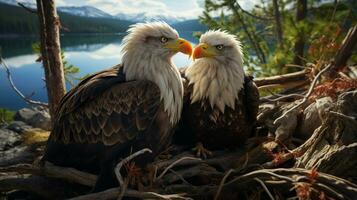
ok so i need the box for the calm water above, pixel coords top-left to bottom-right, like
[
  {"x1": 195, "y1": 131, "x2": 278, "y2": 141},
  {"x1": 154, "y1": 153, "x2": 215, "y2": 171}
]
[{"x1": 0, "y1": 32, "x2": 198, "y2": 110}]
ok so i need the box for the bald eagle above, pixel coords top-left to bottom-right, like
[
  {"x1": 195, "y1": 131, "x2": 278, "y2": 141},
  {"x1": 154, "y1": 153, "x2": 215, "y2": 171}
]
[
  {"x1": 41, "y1": 22, "x2": 193, "y2": 191},
  {"x1": 176, "y1": 30, "x2": 259, "y2": 157}
]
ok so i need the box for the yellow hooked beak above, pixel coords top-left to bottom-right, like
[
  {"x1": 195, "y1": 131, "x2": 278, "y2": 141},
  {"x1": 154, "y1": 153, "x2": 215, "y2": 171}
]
[
  {"x1": 164, "y1": 38, "x2": 193, "y2": 56},
  {"x1": 193, "y1": 43, "x2": 218, "y2": 61}
]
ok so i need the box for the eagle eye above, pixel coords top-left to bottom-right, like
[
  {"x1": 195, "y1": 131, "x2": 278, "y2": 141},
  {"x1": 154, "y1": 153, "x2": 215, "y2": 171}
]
[
  {"x1": 215, "y1": 44, "x2": 224, "y2": 50},
  {"x1": 160, "y1": 36, "x2": 168, "y2": 43}
]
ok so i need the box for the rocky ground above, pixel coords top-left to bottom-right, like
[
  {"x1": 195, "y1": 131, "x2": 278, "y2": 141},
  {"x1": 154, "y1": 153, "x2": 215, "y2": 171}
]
[{"x1": 0, "y1": 107, "x2": 50, "y2": 167}]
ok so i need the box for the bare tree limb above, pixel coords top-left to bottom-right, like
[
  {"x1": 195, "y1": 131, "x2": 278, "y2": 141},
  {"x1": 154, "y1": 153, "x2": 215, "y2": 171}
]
[
  {"x1": 17, "y1": 2, "x2": 37, "y2": 14},
  {"x1": 114, "y1": 148, "x2": 152, "y2": 200},
  {"x1": 155, "y1": 157, "x2": 201, "y2": 181},
  {"x1": 260, "y1": 93, "x2": 305, "y2": 103},
  {"x1": 254, "y1": 178, "x2": 275, "y2": 200},
  {"x1": 329, "y1": 111, "x2": 356, "y2": 121},
  {"x1": 328, "y1": 25, "x2": 357, "y2": 78},
  {"x1": 254, "y1": 69, "x2": 310, "y2": 87},
  {"x1": 69, "y1": 188, "x2": 192, "y2": 200},
  {"x1": 214, "y1": 169, "x2": 234, "y2": 200},
  {"x1": 0, "y1": 57, "x2": 48, "y2": 108},
  {"x1": 0, "y1": 162, "x2": 97, "y2": 187},
  {"x1": 274, "y1": 64, "x2": 332, "y2": 125}
]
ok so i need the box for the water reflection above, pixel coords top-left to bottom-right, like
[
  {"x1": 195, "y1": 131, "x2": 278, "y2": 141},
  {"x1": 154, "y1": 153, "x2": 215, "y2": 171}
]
[{"x1": 0, "y1": 32, "x2": 198, "y2": 110}]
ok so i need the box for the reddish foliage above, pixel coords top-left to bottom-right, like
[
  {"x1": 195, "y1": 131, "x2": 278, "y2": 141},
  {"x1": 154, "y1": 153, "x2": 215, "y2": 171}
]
[
  {"x1": 125, "y1": 162, "x2": 141, "y2": 177},
  {"x1": 308, "y1": 168, "x2": 319, "y2": 183},
  {"x1": 124, "y1": 161, "x2": 142, "y2": 187},
  {"x1": 271, "y1": 152, "x2": 285, "y2": 166},
  {"x1": 310, "y1": 79, "x2": 357, "y2": 100},
  {"x1": 319, "y1": 191, "x2": 326, "y2": 200},
  {"x1": 295, "y1": 183, "x2": 312, "y2": 200},
  {"x1": 308, "y1": 24, "x2": 342, "y2": 63}
]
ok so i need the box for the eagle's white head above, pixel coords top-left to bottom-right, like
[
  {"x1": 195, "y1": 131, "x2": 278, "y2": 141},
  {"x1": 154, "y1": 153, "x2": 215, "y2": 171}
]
[
  {"x1": 121, "y1": 22, "x2": 192, "y2": 124},
  {"x1": 185, "y1": 30, "x2": 245, "y2": 113}
]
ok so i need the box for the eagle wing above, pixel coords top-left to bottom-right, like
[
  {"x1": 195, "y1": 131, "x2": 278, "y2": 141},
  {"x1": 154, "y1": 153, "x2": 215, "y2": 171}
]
[
  {"x1": 179, "y1": 67, "x2": 192, "y2": 104},
  {"x1": 50, "y1": 65, "x2": 162, "y2": 146},
  {"x1": 242, "y1": 75, "x2": 260, "y2": 123}
]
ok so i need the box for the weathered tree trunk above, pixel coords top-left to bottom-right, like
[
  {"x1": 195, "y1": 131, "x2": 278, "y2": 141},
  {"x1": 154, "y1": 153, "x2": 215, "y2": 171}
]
[
  {"x1": 273, "y1": 0, "x2": 284, "y2": 47},
  {"x1": 293, "y1": 0, "x2": 307, "y2": 65},
  {"x1": 295, "y1": 90, "x2": 357, "y2": 182},
  {"x1": 328, "y1": 25, "x2": 357, "y2": 78},
  {"x1": 36, "y1": 0, "x2": 66, "y2": 121}
]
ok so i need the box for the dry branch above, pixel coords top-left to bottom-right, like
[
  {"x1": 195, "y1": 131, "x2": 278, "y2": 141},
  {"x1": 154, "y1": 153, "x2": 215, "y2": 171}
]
[
  {"x1": 17, "y1": 2, "x2": 37, "y2": 13},
  {"x1": 328, "y1": 25, "x2": 357, "y2": 77},
  {"x1": 0, "y1": 162, "x2": 97, "y2": 187},
  {"x1": 273, "y1": 64, "x2": 332, "y2": 125},
  {"x1": 254, "y1": 69, "x2": 310, "y2": 87},
  {"x1": 214, "y1": 169, "x2": 234, "y2": 200},
  {"x1": 114, "y1": 148, "x2": 152, "y2": 200},
  {"x1": 155, "y1": 157, "x2": 201, "y2": 181},
  {"x1": 0, "y1": 57, "x2": 48, "y2": 107},
  {"x1": 69, "y1": 188, "x2": 191, "y2": 200}
]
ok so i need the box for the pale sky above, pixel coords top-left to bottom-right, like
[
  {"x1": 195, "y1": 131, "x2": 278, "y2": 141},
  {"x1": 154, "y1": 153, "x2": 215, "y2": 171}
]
[{"x1": 53, "y1": 0, "x2": 260, "y2": 19}]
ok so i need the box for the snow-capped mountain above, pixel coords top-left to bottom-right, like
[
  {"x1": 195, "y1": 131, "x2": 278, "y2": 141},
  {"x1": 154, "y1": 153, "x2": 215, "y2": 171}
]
[
  {"x1": 0, "y1": 0, "x2": 112, "y2": 18},
  {"x1": 58, "y1": 6, "x2": 112, "y2": 18},
  {"x1": 115, "y1": 12, "x2": 188, "y2": 24},
  {"x1": 0, "y1": 0, "x2": 190, "y2": 23},
  {"x1": 0, "y1": 0, "x2": 36, "y2": 8}
]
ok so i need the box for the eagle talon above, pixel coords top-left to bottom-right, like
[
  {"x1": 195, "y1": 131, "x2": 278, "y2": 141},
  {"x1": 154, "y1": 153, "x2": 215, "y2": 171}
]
[{"x1": 192, "y1": 142, "x2": 212, "y2": 159}]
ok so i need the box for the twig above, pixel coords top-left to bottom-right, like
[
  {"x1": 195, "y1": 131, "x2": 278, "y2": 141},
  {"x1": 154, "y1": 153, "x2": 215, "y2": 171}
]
[
  {"x1": 145, "y1": 192, "x2": 191, "y2": 200},
  {"x1": 0, "y1": 162, "x2": 97, "y2": 187},
  {"x1": 155, "y1": 157, "x2": 201, "y2": 181},
  {"x1": 329, "y1": 111, "x2": 356, "y2": 121},
  {"x1": 235, "y1": 2, "x2": 273, "y2": 21},
  {"x1": 0, "y1": 57, "x2": 48, "y2": 108},
  {"x1": 114, "y1": 148, "x2": 152, "y2": 200},
  {"x1": 168, "y1": 169, "x2": 190, "y2": 185},
  {"x1": 261, "y1": 93, "x2": 305, "y2": 103},
  {"x1": 214, "y1": 169, "x2": 234, "y2": 200},
  {"x1": 274, "y1": 64, "x2": 333, "y2": 125},
  {"x1": 69, "y1": 188, "x2": 192, "y2": 200},
  {"x1": 285, "y1": 64, "x2": 307, "y2": 69},
  {"x1": 17, "y1": 2, "x2": 37, "y2": 14},
  {"x1": 254, "y1": 69, "x2": 309, "y2": 87},
  {"x1": 162, "y1": 164, "x2": 222, "y2": 184},
  {"x1": 254, "y1": 178, "x2": 275, "y2": 200}
]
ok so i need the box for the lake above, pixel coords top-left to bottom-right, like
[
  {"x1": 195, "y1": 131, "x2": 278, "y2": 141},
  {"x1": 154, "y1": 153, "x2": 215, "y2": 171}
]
[{"x1": 0, "y1": 32, "x2": 198, "y2": 110}]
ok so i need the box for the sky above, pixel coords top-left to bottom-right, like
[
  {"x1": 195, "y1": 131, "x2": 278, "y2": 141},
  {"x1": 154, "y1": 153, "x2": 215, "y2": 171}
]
[{"x1": 21, "y1": 0, "x2": 260, "y2": 20}]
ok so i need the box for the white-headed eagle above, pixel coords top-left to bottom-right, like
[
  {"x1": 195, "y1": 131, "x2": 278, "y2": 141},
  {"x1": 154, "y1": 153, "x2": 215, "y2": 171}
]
[
  {"x1": 176, "y1": 30, "x2": 259, "y2": 157},
  {"x1": 41, "y1": 22, "x2": 193, "y2": 191}
]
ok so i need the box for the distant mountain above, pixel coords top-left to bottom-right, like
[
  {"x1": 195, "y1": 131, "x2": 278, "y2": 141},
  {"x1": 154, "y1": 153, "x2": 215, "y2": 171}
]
[
  {"x1": 0, "y1": 0, "x2": 202, "y2": 24},
  {"x1": 172, "y1": 19, "x2": 208, "y2": 32},
  {"x1": 115, "y1": 12, "x2": 187, "y2": 24},
  {"x1": 0, "y1": 0, "x2": 37, "y2": 9},
  {"x1": 0, "y1": 1, "x2": 206, "y2": 34},
  {"x1": 58, "y1": 6, "x2": 112, "y2": 18},
  {"x1": 0, "y1": 2, "x2": 132, "y2": 34}
]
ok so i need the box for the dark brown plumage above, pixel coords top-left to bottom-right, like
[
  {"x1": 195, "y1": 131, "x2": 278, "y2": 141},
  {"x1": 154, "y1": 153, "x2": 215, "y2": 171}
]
[
  {"x1": 176, "y1": 68, "x2": 260, "y2": 150},
  {"x1": 42, "y1": 65, "x2": 173, "y2": 191},
  {"x1": 41, "y1": 22, "x2": 193, "y2": 192},
  {"x1": 174, "y1": 30, "x2": 260, "y2": 155}
]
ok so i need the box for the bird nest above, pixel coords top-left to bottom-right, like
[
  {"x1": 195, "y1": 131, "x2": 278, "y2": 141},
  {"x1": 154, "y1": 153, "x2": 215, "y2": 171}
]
[{"x1": 1, "y1": 88, "x2": 357, "y2": 200}]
